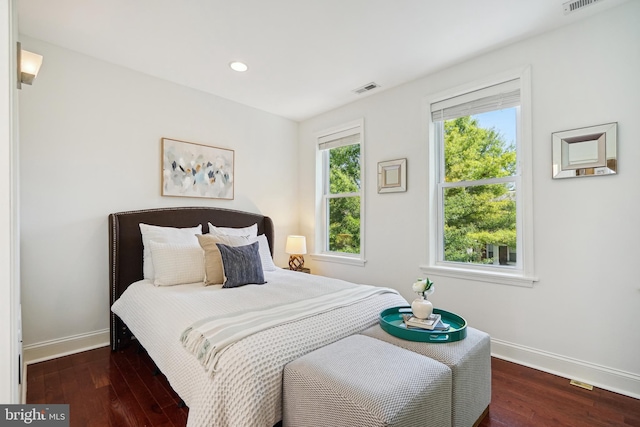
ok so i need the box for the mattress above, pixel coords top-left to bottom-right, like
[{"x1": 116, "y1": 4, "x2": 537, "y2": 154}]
[{"x1": 111, "y1": 268, "x2": 407, "y2": 427}]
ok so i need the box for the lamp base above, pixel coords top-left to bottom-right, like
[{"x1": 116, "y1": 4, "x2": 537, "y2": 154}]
[{"x1": 288, "y1": 255, "x2": 305, "y2": 271}]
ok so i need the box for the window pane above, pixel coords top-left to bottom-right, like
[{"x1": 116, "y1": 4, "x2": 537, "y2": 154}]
[
  {"x1": 444, "y1": 108, "x2": 517, "y2": 183},
  {"x1": 328, "y1": 196, "x2": 360, "y2": 254},
  {"x1": 443, "y1": 183, "x2": 516, "y2": 265},
  {"x1": 329, "y1": 144, "x2": 360, "y2": 194}
]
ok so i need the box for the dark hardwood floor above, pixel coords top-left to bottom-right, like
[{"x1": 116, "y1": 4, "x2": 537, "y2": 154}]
[
  {"x1": 27, "y1": 345, "x2": 640, "y2": 427},
  {"x1": 27, "y1": 345, "x2": 188, "y2": 427}
]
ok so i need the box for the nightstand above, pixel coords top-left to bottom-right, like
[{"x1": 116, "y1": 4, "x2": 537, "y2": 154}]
[{"x1": 289, "y1": 267, "x2": 311, "y2": 274}]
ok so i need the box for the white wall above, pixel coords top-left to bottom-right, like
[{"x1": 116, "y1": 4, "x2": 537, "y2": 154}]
[
  {"x1": 18, "y1": 37, "x2": 300, "y2": 354},
  {"x1": 299, "y1": 2, "x2": 640, "y2": 397}
]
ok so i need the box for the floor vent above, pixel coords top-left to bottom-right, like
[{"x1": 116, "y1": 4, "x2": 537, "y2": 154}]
[
  {"x1": 569, "y1": 379, "x2": 594, "y2": 390},
  {"x1": 353, "y1": 82, "x2": 380, "y2": 95},
  {"x1": 563, "y1": 0, "x2": 603, "y2": 14}
]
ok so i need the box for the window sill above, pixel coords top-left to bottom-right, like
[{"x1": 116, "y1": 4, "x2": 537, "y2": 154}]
[
  {"x1": 310, "y1": 253, "x2": 366, "y2": 267},
  {"x1": 419, "y1": 264, "x2": 537, "y2": 288}
]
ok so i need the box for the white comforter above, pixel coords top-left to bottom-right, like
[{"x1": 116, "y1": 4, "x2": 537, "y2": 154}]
[{"x1": 111, "y1": 268, "x2": 407, "y2": 427}]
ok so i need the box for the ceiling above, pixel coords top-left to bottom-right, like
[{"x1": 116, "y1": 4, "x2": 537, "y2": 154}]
[{"x1": 18, "y1": 0, "x2": 629, "y2": 122}]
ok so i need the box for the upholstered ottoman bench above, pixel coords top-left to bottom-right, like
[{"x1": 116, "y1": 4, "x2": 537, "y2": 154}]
[
  {"x1": 283, "y1": 334, "x2": 452, "y2": 427},
  {"x1": 360, "y1": 325, "x2": 491, "y2": 427}
]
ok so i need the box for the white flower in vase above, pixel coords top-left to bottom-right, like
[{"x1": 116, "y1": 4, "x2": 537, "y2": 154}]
[
  {"x1": 411, "y1": 278, "x2": 435, "y2": 319},
  {"x1": 412, "y1": 278, "x2": 435, "y2": 300}
]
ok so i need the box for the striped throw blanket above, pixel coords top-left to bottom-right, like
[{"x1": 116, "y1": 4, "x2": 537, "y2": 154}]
[{"x1": 181, "y1": 284, "x2": 398, "y2": 376}]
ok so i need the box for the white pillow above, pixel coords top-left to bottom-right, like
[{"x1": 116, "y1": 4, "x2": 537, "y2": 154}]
[
  {"x1": 139, "y1": 223, "x2": 202, "y2": 280},
  {"x1": 149, "y1": 241, "x2": 205, "y2": 286},
  {"x1": 208, "y1": 222, "x2": 258, "y2": 238},
  {"x1": 256, "y1": 234, "x2": 277, "y2": 271}
]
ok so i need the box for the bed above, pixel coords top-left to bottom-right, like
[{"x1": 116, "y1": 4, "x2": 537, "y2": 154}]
[{"x1": 109, "y1": 206, "x2": 407, "y2": 427}]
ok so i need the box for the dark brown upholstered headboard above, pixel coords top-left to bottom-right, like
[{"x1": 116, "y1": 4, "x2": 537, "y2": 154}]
[{"x1": 109, "y1": 206, "x2": 275, "y2": 350}]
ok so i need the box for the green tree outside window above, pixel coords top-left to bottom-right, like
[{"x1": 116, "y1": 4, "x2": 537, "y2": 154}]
[
  {"x1": 328, "y1": 144, "x2": 361, "y2": 254},
  {"x1": 442, "y1": 114, "x2": 517, "y2": 264}
]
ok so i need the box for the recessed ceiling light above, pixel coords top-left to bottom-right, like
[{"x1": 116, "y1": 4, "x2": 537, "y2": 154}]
[{"x1": 229, "y1": 61, "x2": 248, "y2": 72}]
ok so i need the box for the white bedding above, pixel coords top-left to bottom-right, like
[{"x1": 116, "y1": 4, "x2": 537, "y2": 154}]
[{"x1": 111, "y1": 268, "x2": 407, "y2": 427}]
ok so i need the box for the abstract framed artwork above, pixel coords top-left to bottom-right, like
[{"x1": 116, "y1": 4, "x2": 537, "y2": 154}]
[
  {"x1": 161, "y1": 138, "x2": 234, "y2": 199},
  {"x1": 377, "y1": 158, "x2": 407, "y2": 193},
  {"x1": 551, "y1": 122, "x2": 617, "y2": 179}
]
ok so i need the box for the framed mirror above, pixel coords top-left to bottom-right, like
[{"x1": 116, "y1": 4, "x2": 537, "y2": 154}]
[
  {"x1": 378, "y1": 158, "x2": 407, "y2": 193},
  {"x1": 552, "y1": 122, "x2": 617, "y2": 179}
]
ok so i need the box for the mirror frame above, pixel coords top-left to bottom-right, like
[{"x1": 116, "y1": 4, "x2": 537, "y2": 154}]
[
  {"x1": 377, "y1": 158, "x2": 407, "y2": 193},
  {"x1": 552, "y1": 122, "x2": 617, "y2": 179}
]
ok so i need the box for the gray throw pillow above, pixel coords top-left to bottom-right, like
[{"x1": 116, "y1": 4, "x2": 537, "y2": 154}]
[{"x1": 216, "y1": 241, "x2": 266, "y2": 288}]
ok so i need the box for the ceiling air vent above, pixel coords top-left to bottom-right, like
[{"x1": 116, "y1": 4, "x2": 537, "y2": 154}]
[
  {"x1": 352, "y1": 82, "x2": 380, "y2": 95},
  {"x1": 563, "y1": 0, "x2": 603, "y2": 14}
]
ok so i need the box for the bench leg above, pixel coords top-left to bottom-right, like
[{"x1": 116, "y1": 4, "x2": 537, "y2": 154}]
[{"x1": 473, "y1": 406, "x2": 489, "y2": 427}]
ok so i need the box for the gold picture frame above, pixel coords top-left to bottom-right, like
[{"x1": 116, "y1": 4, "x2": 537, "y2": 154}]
[{"x1": 378, "y1": 158, "x2": 407, "y2": 193}]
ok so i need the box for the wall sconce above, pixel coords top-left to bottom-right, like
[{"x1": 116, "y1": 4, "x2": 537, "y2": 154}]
[
  {"x1": 285, "y1": 235, "x2": 307, "y2": 271},
  {"x1": 17, "y1": 42, "x2": 43, "y2": 89}
]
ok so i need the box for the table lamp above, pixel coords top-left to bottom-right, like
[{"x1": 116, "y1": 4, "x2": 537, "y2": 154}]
[{"x1": 286, "y1": 235, "x2": 307, "y2": 271}]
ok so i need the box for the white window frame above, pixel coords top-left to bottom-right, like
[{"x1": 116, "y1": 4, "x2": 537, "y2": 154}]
[
  {"x1": 422, "y1": 67, "x2": 536, "y2": 287},
  {"x1": 311, "y1": 119, "x2": 366, "y2": 267}
]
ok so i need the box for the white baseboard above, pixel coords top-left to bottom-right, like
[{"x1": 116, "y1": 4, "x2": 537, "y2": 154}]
[
  {"x1": 491, "y1": 338, "x2": 640, "y2": 400},
  {"x1": 23, "y1": 329, "x2": 110, "y2": 365}
]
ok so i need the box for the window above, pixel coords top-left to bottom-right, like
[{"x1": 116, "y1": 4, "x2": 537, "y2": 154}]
[
  {"x1": 314, "y1": 120, "x2": 365, "y2": 265},
  {"x1": 425, "y1": 70, "x2": 535, "y2": 286}
]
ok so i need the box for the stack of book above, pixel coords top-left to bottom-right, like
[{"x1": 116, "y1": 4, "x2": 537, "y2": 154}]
[{"x1": 402, "y1": 313, "x2": 450, "y2": 331}]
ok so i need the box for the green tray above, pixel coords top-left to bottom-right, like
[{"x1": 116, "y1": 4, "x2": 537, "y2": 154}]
[{"x1": 379, "y1": 306, "x2": 467, "y2": 343}]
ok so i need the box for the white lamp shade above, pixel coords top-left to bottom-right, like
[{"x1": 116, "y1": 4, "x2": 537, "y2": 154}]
[
  {"x1": 285, "y1": 235, "x2": 307, "y2": 255},
  {"x1": 21, "y1": 49, "x2": 43, "y2": 76}
]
